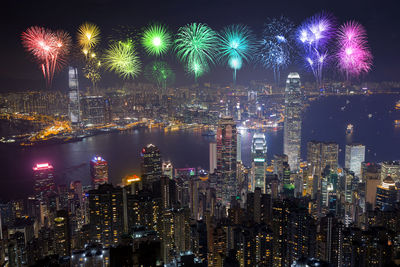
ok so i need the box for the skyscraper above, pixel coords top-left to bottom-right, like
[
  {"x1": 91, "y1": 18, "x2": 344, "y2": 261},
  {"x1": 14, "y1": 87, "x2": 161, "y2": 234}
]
[
  {"x1": 380, "y1": 161, "x2": 400, "y2": 182},
  {"x1": 90, "y1": 156, "x2": 108, "y2": 187},
  {"x1": 141, "y1": 144, "x2": 162, "y2": 185},
  {"x1": 54, "y1": 210, "x2": 71, "y2": 257},
  {"x1": 307, "y1": 141, "x2": 339, "y2": 177},
  {"x1": 284, "y1": 72, "x2": 302, "y2": 171},
  {"x1": 345, "y1": 143, "x2": 365, "y2": 178},
  {"x1": 251, "y1": 133, "x2": 267, "y2": 192},
  {"x1": 33, "y1": 163, "x2": 55, "y2": 200},
  {"x1": 216, "y1": 116, "x2": 237, "y2": 206},
  {"x1": 209, "y1": 142, "x2": 217, "y2": 174},
  {"x1": 68, "y1": 67, "x2": 81, "y2": 125},
  {"x1": 376, "y1": 176, "x2": 398, "y2": 211}
]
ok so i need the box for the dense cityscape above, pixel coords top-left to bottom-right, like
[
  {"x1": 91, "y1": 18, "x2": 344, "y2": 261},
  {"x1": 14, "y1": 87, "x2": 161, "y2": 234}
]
[{"x1": 1, "y1": 1, "x2": 400, "y2": 267}]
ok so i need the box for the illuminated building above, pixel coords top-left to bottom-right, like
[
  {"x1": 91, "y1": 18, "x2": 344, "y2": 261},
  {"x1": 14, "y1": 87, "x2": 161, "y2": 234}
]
[
  {"x1": 376, "y1": 176, "x2": 398, "y2": 211},
  {"x1": 33, "y1": 163, "x2": 55, "y2": 200},
  {"x1": 162, "y1": 161, "x2": 173, "y2": 179},
  {"x1": 380, "y1": 161, "x2": 400, "y2": 182},
  {"x1": 273, "y1": 154, "x2": 288, "y2": 180},
  {"x1": 216, "y1": 116, "x2": 237, "y2": 206},
  {"x1": 82, "y1": 96, "x2": 105, "y2": 126},
  {"x1": 90, "y1": 156, "x2": 108, "y2": 188},
  {"x1": 88, "y1": 184, "x2": 123, "y2": 247},
  {"x1": 251, "y1": 133, "x2": 267, "y2": 192},
  {"x1": 209, "y1": 142, "x2": 217, "y2": 174},
  {"x1": 68, "y1": 66, "x2": 81, "y2": 125},
  {"x1": 284, "y1": 72, "x2": 302, "y2": 171},
  {"x1": 345, "y1": 143, "x2": 365, "y2": 178},
  {"x1": 363, "y1": 163, "x2": 380, "y2": 210},
  {"x1": 307, "y1": 141, "x2": 339, "y2": 177},
  {"x1": 123, "y1": 174, "x2": 142, "y2": 194},
  {"x1": 141, "y1": 144, "x2": 162, "y2": 186},
  {"x1": 54, "y1": 210, "x2": 70, "y2": 257}
]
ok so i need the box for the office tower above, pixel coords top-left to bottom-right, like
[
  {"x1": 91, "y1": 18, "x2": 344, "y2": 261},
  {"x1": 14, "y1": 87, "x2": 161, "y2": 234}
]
[
  {"x1": 380, "y1": 161, "x2": 400, "y2": 182},
  {"x1": 363, "y1": 163, "x2": 380, "y2": 210},
  {"x1": 376, "y1": 176, "x2": 398, "y2": 211},
  {"x1": 90, "y1": 156, "x2": 108, "y2": 187},
  {"x1": 82, "y1": 96, "x2": 105, "y2": 126},
  {"x1": 89, "y1": 184, "x2": 123, "y2": 246},
  {"x1": 141, "y1": 144, "x2": 162, "y2": 185},
  {"x1": 345, "y1": 143, "x2": 365, "y2": 178},
  {"x1": 216, "y1": 116, "x2": 237, "y2": 206},
  {"x1": 273, "y1": 154, "x2": 288, "y2": 180},
  {"x1": 162, "y1": 161, "x2": 173, "y2": 179},
  {"x1": 209, "y1": 142, "x2": 217, "y2": 174},
  {"x1": 251, "y1": 133, "x2": 267, "y2": 192},
  {"x1": 237, "y1": 132, "x2": 242, "y2": 162},
  {"x1": 68, "y1": 67, "x2": 81, "y2": 125},
  {"x1": 54, "y1": 210, "x2": 71, "y2": 257},
  {"x1": 284, "y1": 72, "x2": 302, "y2": 171},
  {"x1": 33, "y1": 163, "x2": 56, "y2": 200},
  {"x1": 307, "y1": 141, "x2": 339, "y2": 177}
]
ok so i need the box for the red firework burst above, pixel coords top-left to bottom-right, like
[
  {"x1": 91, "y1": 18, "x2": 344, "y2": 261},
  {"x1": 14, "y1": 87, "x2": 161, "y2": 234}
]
[{"x1": 21, "y1": 26, "x2": 71, "y2": 87}]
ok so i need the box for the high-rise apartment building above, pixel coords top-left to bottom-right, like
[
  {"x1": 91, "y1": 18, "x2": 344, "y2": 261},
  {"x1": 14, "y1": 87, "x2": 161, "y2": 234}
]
[{"x1": 284, "y1": 72, "x2": 302, "y2": 171}]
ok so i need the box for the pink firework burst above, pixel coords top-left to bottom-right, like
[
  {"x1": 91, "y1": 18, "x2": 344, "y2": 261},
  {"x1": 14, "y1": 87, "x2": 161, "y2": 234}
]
[
  {"x1": 336, "y1": 21, "x2": 372, "y2": 79},
  {"x1": 21, "y1": 26, "x2": 71, "y2": 87}
]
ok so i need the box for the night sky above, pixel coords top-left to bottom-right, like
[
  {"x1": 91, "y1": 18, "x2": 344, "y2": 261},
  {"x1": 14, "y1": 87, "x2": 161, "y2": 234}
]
[{"x1": 1, "y1": 0, "x2": 399, "y2": 91}]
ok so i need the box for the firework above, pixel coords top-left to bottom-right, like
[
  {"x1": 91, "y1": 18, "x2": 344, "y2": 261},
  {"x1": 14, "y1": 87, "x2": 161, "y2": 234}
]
[
  {"x1": 144, "y1": 61, "x2": 175, "y2": 90},
  {"x1": 259, "y1": 17, "x2": 294, "y2": 85},
  {"x1": 335, "y1": 21, "x2": 372, "y2": 79},
  {"x1": 21, "y1": 26, "x2": 71, "y2": 86},
  {"x1": 175, "y1": 23, "x2": 218, "y2": 80},
  {"x1": 77, "y1": 22, "x2": 101, "y2": 51},
  {"x1": 218, "y1": 24, "x2": 256, "y2": 82},
  {"x1": 142, "y1": 23, "x2": 171, "y2": 57},
  {"x1": 297, "y1": 12, "x2": 335, "y2": 86},
  {"x1": 104, "y1": 40, "x2": 141, "y2": 79}
]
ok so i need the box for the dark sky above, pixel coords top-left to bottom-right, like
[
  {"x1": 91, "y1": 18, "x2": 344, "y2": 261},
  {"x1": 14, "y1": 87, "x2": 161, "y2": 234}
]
[{"x1": 1, "y1": 0, "x2": 399, "y2": 91}]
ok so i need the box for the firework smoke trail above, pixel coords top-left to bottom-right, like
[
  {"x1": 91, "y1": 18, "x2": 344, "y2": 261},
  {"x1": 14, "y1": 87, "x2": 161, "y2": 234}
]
[
  {"x1": 175, "y1": 23, "x2": 218, "y2": 80},
  {"x1": 142, "y1": 23, "x2": 172, "y2": 57},
  {"x1": 218, "y1": 24, "x2": 256, "y2": 83},
  {"x1": 259, "y1": 17, "x2": 294, "y2": 85},
  {"x1": 21, "y1": 26, "x2": 71, "y2": 87},
  {"x1": 144, "y1": 61, "x2": 175, "y2": 90},
  {"x1": 335, "y1": 21, "x2": 372, "y2": 80},
  {"x1": 104, "y1": 39, "x2": 141, "y2": 79},
  {"x1": 297, "y1": 13, "x2": 335, "y2": 86}
]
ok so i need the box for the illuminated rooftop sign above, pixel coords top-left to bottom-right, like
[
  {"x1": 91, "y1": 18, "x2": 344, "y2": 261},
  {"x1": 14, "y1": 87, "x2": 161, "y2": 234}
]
[{"x1": 33, "y1": 163, "x2": 53, "y2": 171}]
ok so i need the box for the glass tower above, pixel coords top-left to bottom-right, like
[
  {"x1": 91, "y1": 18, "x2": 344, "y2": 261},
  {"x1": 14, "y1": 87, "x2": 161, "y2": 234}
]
[{"x1": 251, "y1": 133, "x2": 267, "y2": 192}]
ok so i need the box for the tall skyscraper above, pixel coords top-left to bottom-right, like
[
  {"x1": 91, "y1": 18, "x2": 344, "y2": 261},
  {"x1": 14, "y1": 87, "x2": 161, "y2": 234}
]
[
  {"x1": 284, "y1": 72, "x2": 302, "y2": 171},
  {"x1": 162, "y1": 161, "x2": 173, "y2": 179},
  {"x1": 251, "y1": 133, "x2": 267, "y2": 192},
  {"x1": 307, "y1": 141, "x2": 339, "y2": 177},
  {"x1": 141, "y1": 144, "x2": 162, "y2": 185},
  {"x1": 216, "y1": 116, "x2": 237, "y2": 205},
  {"x1": 380, "y1": 161, "x2": 400, "y2": 182},
  {"x1": 345, "y1": 143, "x2": 365, "y2": 178},
  {"x1": 33, "y1": 163, "x2": 55, "y2": 200},
  {"x1": 68, "y1": 67, "x2": 81, "y2": 125},
  {"x1": 90, "y1": 156, "x2": 108, "y2": 187},
  {"x1": 54, "y1": 210, "x2": 71, "y2": 257},
  {"x1": 209, "y1": 142, "x2": 217, "y2": 174}
]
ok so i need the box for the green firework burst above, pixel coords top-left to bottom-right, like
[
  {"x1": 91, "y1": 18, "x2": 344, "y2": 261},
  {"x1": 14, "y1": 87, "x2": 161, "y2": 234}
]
[
  {"x1": 104, "y1": 40, "x2": 141, "y2": 79},
  {"x1": 175, "y1": 23, "x2": 218, "y2": 79},
  {"x1": 141, "y1": 23, "x2": 171, "y2": 57},
  {"x1": 144, "y1": 61, "x2": 175, "y2": 89}
]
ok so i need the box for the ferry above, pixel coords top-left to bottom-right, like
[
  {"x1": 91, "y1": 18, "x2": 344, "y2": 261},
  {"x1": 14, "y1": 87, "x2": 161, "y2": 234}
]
[
  {"x1": 346, "y1": 124, "x2": 353, "y2": 135},
  {"x1": 396, "y1": 100, "x2": 400, "y2": 110}
]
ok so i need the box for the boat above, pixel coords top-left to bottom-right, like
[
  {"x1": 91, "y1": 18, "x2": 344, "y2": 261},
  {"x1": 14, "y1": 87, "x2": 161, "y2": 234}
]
[
  {"x1": 202, "y1": 130, "x2": 216, "y2": 136},
  {"x1": 346, "y1": 124, "x2": 353, "y2": 135},
  {"x1": 394, "y1": 120, "x2": 400, "y2": 126},
  {"x1": 396, "y1": 100, "x2": 400, "y2": 110}
]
